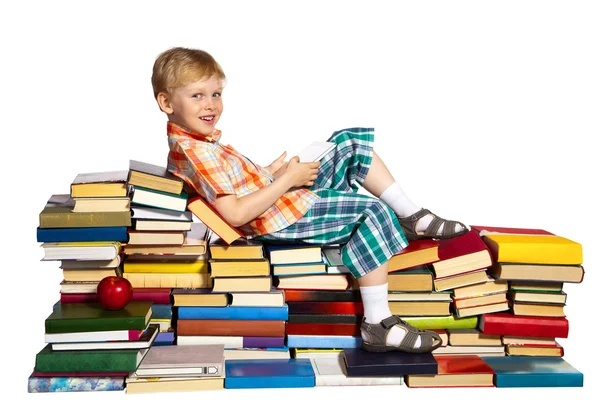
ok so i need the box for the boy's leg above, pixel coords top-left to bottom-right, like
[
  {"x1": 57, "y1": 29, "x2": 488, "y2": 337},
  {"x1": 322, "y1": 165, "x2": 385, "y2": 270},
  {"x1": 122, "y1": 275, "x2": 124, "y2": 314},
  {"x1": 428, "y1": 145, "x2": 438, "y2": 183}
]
[{"x1": 364, "y1": 151, "x2": 468, "y2": 241}]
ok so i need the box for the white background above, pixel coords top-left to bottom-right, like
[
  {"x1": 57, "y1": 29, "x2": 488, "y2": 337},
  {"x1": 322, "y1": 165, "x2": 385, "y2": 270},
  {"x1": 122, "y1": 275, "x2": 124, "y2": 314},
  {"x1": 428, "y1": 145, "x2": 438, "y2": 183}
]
[{"x1": 1, "y1": 0, "x2": 599, "y2": 398}]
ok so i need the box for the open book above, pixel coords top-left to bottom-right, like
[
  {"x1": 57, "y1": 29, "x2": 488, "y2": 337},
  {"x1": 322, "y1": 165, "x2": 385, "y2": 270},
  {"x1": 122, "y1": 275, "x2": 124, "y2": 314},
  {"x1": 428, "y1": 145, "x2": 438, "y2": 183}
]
[{"x1": 291, "y1": 141, "x2": 336, "y2": 162}]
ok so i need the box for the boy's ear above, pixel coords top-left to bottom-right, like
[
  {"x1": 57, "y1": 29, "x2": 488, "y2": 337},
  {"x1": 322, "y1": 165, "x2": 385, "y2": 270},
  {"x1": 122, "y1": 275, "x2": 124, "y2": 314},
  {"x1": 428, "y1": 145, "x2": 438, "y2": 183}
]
[{"x1": 156, "y1": 92, "x2": 174, "y2": 114}]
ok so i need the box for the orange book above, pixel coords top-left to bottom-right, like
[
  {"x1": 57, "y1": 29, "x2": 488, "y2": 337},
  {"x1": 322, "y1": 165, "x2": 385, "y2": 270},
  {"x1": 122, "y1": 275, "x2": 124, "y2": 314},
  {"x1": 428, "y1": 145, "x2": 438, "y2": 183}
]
[
  {"x1": 187, "y1": 196, "x2": 243, "y2": 245},
  {"x1": 177, "y1": 319, "x2": 285, "y2": 337}
]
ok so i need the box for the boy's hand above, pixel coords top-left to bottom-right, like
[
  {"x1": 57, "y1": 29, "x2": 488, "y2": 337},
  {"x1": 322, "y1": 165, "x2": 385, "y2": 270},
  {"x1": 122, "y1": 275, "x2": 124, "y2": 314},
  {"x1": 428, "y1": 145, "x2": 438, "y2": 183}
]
[
  {"x1": 265, "y1": 151, "x2": 288, "y2": 178},
  {"x1": 282, "y1": 156, "x2": 320, "y2": 188}
]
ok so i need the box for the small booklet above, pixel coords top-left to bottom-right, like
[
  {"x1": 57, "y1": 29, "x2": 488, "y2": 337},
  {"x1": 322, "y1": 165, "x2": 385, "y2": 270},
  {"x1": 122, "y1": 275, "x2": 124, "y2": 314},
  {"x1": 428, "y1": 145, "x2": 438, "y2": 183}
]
[{"x1": 292, "y1": 141, "x2": 336, "y2": 162}]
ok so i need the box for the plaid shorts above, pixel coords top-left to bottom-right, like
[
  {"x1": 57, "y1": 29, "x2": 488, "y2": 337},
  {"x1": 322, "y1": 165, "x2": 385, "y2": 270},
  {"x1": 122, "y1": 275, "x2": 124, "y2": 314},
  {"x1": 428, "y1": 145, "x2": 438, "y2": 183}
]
[{"x1": 257, "y1": 127, "x2": 408, "y2": 278}]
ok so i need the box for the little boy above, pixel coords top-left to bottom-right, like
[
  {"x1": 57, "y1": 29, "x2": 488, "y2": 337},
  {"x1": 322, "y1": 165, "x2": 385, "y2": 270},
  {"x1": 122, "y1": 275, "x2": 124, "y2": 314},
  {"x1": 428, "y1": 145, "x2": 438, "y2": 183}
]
[{"x1": 152, "y1": 47, "x2": 468, "y2": 353}]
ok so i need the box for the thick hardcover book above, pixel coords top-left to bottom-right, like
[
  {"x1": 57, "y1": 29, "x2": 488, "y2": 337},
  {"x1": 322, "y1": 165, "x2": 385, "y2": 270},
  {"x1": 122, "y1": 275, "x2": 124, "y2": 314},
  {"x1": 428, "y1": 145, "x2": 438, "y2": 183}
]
[
  {"x1": 37, "y1": 226, "x2": 128, "y2": 243},
  {"x1": 224, "y1": 359, "x2": 315, "y2": 389},
  {"x1": 288, "y1": 314, "x2": 362, "y2": 324},
  {"x1": 288, "y1": 301, "x2": 363, "y2": 315},
  {"x1": 401, "y1": 315, "x2": 478, "y2": 330},
  {"x1": 471, "y1": 225, "x2": 554, "y2": 235},
  {"x1": 431, "y1": 230, "x2": 492, "y2": 278},
  {"x1": 267, "y1": 244, "x2": 323, "y2": 265},
  {"x1": 61, "y1": 289, "x2": 172, "y2": 305},
  {"x1": 130, "y1": 186, "x2": 189, "y2": 212},
  {"x1": 343, "y1": 348, "x2": 437, "y2": 377},
  {"x1": 45, "y1": 302, "x2": 152, "y2": 334},
  {"x1": 70, "y1": 171, "x2": 129, "y2": 197},
  {"x1": 178, "y1": 305, "x2": 288, "y2": 321},
  {"x1": 481, "y1": 356, "x2": 583, "y2": 387},
  {"x1": 489, "y1": 262, "x2": 584, "y2": 283},
  {"x1": 483, "y1": 234, "x2": 583, "y2": 265},
  {"x1": 209, "y1": 237, "x2": 265, "y2": 259},
  {"x1": 405, "y1": 355, "x2": 494, "y2": 388},
  {"x1": 123, "y1": 272, "x2": 211, "y2": 289},
  {"x1": 310, "y1": 358, "x2": 403, "y2": 387},
  {"x1": 28, "y1": 374, "x2": 125, "y2": 393},
  {"x1": 387, "y1": 239, "x2": 440, "y2": 272},
  {"x1": 172, "y1": 288, "x2": 229, "y2": 307},
  {"x1": 479, "y1": 312, "x2": 569, "y2": 338},
  {"x1": 177, "y1": 319, "x2": 285, "y2": 337},
  {"x1": 40, "y1": 195, "x2": 131, "y2": 228},
  {"x1": 388, "y1": 265, "x2": 434, "y2": 292},
  {"x1": 286, "y1": 323, "x2": 360, "y2": 336},
  {"x1": 136, "y1": 344, "x2": 224, "y2": 377},
  {"x1": 35, "y1": 345, "x2": 148, "y2": 373},
  {"x1": 124, "y1": 259, "x2": 208, "y2": 274},
  {"x1": 150, "y1": 304, "x2": 172, "y2": 320},
  {"x1": 287, "y1": 335, "x2": 361, "y2": 349},
  {"x1": 177, "y1": 336, "x2": 284, "y2": 348},
  {"x1": 283, "y1": 289, "x2": 361, "y2": 302},
  {"x1": 187, "y1": 196, "x2": 244, "y2": 245},
  {"x1": 128, "y1": 159, "x2": 184, "y2": 194}
]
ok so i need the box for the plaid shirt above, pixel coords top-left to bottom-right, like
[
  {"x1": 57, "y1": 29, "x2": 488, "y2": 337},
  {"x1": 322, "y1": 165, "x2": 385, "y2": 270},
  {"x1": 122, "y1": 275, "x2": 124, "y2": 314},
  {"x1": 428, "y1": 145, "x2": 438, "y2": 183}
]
[{"x1": 166, "y1": 122, "x2": 319, "y2": 237}]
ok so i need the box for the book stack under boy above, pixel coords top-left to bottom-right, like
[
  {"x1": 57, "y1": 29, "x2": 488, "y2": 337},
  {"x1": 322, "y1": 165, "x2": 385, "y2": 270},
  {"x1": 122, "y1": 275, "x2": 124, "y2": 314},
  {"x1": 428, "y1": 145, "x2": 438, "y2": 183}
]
[
  {"x1": 473, "y1": 225, "x2": 584, "y2": 358},
  {"x1": 124, "y1": 160, "x2": 213, "y2": 345}
]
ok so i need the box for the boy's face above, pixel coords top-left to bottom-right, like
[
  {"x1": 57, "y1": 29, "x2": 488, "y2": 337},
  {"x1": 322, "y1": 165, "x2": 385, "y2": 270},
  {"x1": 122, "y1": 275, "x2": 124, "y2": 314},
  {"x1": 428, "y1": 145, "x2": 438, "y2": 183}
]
[{"x1": 160, "y1": 76, "x2": 224, "y2": 136}]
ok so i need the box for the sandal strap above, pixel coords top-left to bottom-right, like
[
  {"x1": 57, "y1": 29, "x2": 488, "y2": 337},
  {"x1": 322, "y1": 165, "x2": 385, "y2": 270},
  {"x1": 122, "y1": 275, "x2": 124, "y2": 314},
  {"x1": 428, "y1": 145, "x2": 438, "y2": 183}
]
[
  {"x1": 424, "y1": 215, "x2": 445, "y2": 237},
  {"x1": 380, "y1": 315, "x2": 402, "y2": 329}
]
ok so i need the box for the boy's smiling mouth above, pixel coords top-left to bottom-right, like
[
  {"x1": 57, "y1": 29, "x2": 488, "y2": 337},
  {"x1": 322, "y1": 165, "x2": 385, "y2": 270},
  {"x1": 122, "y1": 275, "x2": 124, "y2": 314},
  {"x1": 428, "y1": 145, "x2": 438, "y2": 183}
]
[{"x1": 200, "y1": 115, "x2": 216, "y2": 125}]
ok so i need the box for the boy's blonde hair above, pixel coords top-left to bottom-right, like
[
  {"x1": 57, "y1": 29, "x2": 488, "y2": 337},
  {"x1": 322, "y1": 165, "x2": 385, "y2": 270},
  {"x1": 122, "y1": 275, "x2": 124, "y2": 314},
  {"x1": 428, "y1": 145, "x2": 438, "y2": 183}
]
[{"x1": 151, "y1": 47, "x2": 226, "y2": 99}]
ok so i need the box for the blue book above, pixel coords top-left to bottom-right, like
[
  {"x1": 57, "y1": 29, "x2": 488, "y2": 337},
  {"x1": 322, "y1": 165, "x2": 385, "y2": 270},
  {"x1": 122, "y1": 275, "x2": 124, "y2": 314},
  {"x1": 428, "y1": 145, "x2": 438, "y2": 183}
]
[
  {"x1": 344, "y1": 348, "x2": 437, "y2": 377},
  {"x1": 28, "y1": 374, "x2": 125, "y2": 392},
  {"x1": 286, "y1": 334, "x2": 362, "y2": 349},
  {"x1": 178, "y1": 305, "x2": 288, "y2": 320},
  {"x1": 37, "y1": 226, "x2": 128, "y2": 243},
  {"x1": 150, "y1": 304, "x2": 172, "y2": 319},
  {"x1": 225, "y1": 359, "x2": 314, "y2": 389},
  {"x1": 481, "y1": 356, "x2": 584, "y2": 387}
]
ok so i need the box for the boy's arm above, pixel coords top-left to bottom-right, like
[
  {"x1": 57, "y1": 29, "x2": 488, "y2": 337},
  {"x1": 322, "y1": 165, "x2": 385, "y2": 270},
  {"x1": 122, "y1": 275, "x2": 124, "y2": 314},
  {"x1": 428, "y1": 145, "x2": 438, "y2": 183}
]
[{"x1": 213, "y1": 157, "x2": 319, "y2": 227}]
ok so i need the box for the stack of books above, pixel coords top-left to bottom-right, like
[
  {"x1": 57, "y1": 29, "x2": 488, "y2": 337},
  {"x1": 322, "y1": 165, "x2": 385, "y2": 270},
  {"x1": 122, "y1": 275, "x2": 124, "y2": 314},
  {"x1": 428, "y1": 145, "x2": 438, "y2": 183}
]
[
  {"x1": 473, "y1": 225, "x2": 584, "y2": 358},
  {"x1": 124, "y1": 160, "x2": 212, "y2": 345}
]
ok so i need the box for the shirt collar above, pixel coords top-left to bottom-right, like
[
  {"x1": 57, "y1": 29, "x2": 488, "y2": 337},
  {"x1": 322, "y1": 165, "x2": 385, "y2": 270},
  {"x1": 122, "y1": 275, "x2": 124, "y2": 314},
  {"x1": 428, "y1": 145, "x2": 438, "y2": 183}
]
[{"x1": 167, "y1": 121, "x2": 222, "y2": 143}]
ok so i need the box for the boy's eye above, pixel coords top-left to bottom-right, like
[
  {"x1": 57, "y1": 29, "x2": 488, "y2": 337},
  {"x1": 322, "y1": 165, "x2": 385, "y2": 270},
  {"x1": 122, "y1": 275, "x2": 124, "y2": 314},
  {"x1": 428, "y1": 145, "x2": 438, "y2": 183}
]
[
  {"x1": 192, "y1": 93, "x2": 203, "y2": 99},
  {"x1": 213, "y1": 92, "x2": 221, "y2": 98}
]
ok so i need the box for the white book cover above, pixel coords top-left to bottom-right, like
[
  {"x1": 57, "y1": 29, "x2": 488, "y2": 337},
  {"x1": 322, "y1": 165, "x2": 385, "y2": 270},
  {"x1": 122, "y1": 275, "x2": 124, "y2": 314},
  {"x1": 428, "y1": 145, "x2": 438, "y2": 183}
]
[
  {"x1": 131, "y1": 206, "x2": 193, "y2": 221},
  {"x1": 292, "y1": 141, "x2": 336, "y2": 162},
  {"x1": 177, "y1": 336, "x2": 244, "y2": 348},
  {"x1": 311, "y1": 358, "x2": 403, "y2": 386}
]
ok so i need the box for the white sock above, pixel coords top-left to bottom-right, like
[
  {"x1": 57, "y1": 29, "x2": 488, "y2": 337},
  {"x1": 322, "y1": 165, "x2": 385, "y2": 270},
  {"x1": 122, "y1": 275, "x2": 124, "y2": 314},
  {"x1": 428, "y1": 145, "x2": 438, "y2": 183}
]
[
  {"x1": 380, "y1": 182, "x2": 464, "y2": 236},
  {"x1": 359, "y1": 283, "x2": 421, "y2": 348}
]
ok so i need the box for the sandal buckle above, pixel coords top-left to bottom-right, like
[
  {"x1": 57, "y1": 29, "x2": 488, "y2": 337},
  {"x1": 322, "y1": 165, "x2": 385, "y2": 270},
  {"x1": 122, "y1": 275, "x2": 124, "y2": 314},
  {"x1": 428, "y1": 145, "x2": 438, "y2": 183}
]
[{"x1": 380, "y1": 315, "x2": 400, "y2": 329}]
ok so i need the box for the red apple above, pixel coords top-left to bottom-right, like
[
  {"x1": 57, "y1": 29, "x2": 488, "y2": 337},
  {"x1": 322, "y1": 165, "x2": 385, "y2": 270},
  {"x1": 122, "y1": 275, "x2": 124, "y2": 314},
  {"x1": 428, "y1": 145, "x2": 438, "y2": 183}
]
[{"x1": 97, "y1": 276, "x2": 133, "y2": 310}]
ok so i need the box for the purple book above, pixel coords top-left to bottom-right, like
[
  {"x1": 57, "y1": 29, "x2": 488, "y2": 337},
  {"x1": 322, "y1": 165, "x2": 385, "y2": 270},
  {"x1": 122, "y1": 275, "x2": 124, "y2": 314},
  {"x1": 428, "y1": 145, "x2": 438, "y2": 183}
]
[{"x1": 244, "y1": 336, "x2": 285, "y2": 348}]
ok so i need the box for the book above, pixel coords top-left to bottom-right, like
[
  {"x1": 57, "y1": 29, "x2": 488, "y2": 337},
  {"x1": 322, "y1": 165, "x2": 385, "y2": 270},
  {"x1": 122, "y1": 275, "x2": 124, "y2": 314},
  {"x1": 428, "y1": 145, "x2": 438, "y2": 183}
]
[
  {"x1": 128, "y1": 159, "x2": 184, "y2": 194},
  {"x1": 453, "y1": 291, "x2": 507, "y2": 309},
  {"x1": 455, "y1": 300, "x2": 510, "y2": 318},
  {"x1": 510, "y1": 280, "x2": 564, "y2": 292},
  {"x1": 224, "y1": 348, "x2": 290, "y2": 360},
  {"x1": 481, "y1": 356, "x2": 583, "y2": 387},
  {"x1": 178, "y1": 305, "x2": 289, "y2": 321},
  {"x1": 483, "y1": 234, "x2": 583, "y2": 265},
  {"x1": 123, "y1": 258, "x2": 208, "y2": 274},
  {"x1": 136, "y1": 344, "x2": 224, "y2": 377},
  {"x1": 287, "y1": 335, "x2": 361, "y2": 349},
  {"x1": 28, "y1": 374, "x2": 125, "y2": 393},
  {"x1": 62, "y1": 268, "x2": 118, "y2": 282},
  {"x1": 288, "y1": 301, "x2": 363, "y2": 315},
  {"x1": 45, "y1": 302, "x2": 153, "y2": 333},
  {"x1": 125, "y1": 375, "x2": 223, "y2": 394},
  {"x1": 212, "y1": 276, "x2": 271, "y2": 292},
  {"x1": 310, "y1": 358, "x2": 403, "y2": 387},
  {"x1": 293, "y1": 141, "x2": 336, "y2": 162},
  {"x1": 511, "y1": 301, "x2": 566, "y2": 317},
  {"x1": 387, "y1": 239, "x2": 439, "y2": 272},
  {"x1": 389, "y1": 292, "x2": 455, "y2": 302},
  {"x1": 283, "y1": 289, "x2": 360, "y2": 302},
  {"x1": 130, "y1": 185, "x2": 188, "y2": 212},
  {"x1": 388, "y1": 300, "x2": 451, "y2": 316},
  {"x1": 267, "y1": 244, "x2": 323, "y2": 265},
  {"x1": 127, "y1": 230, "x2": 185, "y2": 245},
  {"x1": 70, "y1": 170, "x2": 129, "y2": 198},
  {"x1": 430, "y1": 230, "x2": 492, "y2": 278},
  {"x1": 187, "y1": 196, "x2": 244, "y2": 245},
  {"x1": 172, "y1": 288, "x2": 229, "y2": 307},
  {"x1": 59, "y1": 281, "x2": 101, "y2": 294},
  {"x1": 502, "y1": 336, "x2": 558, "y2": 345},
  {"x1": 405, "y1": 355, "x2": 494, "y2": 388},
  {"x1": 508, "y1": 290, "x2": 567, "y2": 304},
  {"x1": 224, "y1": 359, "x2": 315, "y2": 389},
  {"x1": 35, "y1": 345, "x2": 148, "y2": 373},
  {"x1": 479, "y1": 312, "x2": 569, "y2": 338},
  {"x1": 60, "y1": 256, "x2": 121, "y2": 270},
  {"x1": 471, "y1": 225, "x2": 554, "y2": 236},
  {"x1": 209, "y1": 259, "x2": 271, "y2": 277},
  {"x1": 292, "y1": 349, "x2": 343, "y2": 359},
  {"x1": 230, "y1": 290, "x2": 285, "y2": 307},
  {"x1": 73, "y1": 197, "x2": 130, "y2": 213},
  {"x1": 286, "y1": 323, "x2": 360, "y2": 337},
  {"x1": 177, "y1": 319, "x2": 285, "y2": 337},
  {"x1": 433, "y1": 269, "x2": 489, "y2": 292},
  {"x1": 343, "y1": 348, "x2": 437, "y2": 377},
  {"x1": 288, "y1": 314, "x2": 362, "y2": 324},
  {"x1": 45, "y1": 327, "x2": 145, "y2": 344},
  {"x1": 123, "y1": 272, "x2": 211, "y2": 288},
  {"x1": 131, "y1": 205, "x2": 192, "y2": 221},
  {"x1": 276, "y1": 274, "x2": 349, "y2": 290},
  {"x1": 452, "y1": 276, "x2": 508, "y2": 298},
  {"x1": 447, "y1": 329, "x2": 502, "y2": 346},
  {"x1": 51, "y1": 324, "x2": 159, "y2": 351},
  {"x1": 388, "y1": 265, "x2": 433, "y2": 292},
  {"x1": 400, "y1": 315, "x2": 478, "y2": 330},
  {"x1": 41, "y1": 241, "x2": 121, "y2": 261},
  {"x1": 134, "y1": 220, "x2": 192, "y2": 231},
  {"x1": 273, "y1": 262, "x2": 327, "y2": 276},
  {"x1": 209, "y1": 237, "x2": 265, "y2": 259},
  {"x1": 177, "y1": 336, "x2": 284, "y2": 348},
  {"x1": 489, "y1": 262, "x2": 584, "y2": 283},
  {"x1": 39, "y1": 194, "x2": 132, "y2": 228},
  {"x1": 124, "y1": 223, "x2": 209, "y2": 255},
  {"x1": 37, "y1": 226, "x2": 128, "y2": 243},
  {"x1": 506, "y1": 343, "x2": 564, "y2": 357},
  {"x1": 432, "y1": 345, "x2": 505, "y2": 356}
]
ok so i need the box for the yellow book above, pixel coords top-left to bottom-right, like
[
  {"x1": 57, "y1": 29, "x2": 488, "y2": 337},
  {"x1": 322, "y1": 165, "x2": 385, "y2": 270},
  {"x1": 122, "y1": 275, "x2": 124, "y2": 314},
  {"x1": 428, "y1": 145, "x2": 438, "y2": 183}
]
[
  {"x1": 123, "y1": 260, "x2": 208, "y2": 273},
  {"x1": 484, "y1": 234, "x2": 582, "y2": 265},
  {"x1": 123, "y1": 273, "x2": 212, "y2": 288}
]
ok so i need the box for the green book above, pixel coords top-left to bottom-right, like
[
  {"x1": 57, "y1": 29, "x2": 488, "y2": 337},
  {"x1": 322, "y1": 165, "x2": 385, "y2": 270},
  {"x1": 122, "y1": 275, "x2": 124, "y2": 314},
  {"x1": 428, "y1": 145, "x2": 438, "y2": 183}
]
[
  {"x1": 401, "y1": 315, "x2": 478, "y2": 330},
  {"x1": 35, "y1": 344, "x2": 148, "y2": 372},
  {"x1": 45, "y1": 302, "x2": 152, "y2": 334}
]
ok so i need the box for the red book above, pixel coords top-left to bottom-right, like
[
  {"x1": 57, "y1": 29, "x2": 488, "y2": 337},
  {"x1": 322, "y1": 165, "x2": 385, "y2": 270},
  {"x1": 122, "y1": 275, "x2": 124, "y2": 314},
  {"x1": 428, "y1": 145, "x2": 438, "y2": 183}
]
[
  {"x1": 131, "y1": 288, "x2": 172, "y2": 304},
  {"x1": 406, "y1": 355, "x2": 495, "y2": 388},
  {"x1": 284, "y1": 290, "x2": 360, "y2": 303},
  {"x1": 479, "y1": 312, "x2": 569, "y2": 338},
  {"x1": 388, "y1": 239, "x2": 439, "y2": 273},
  {"x1": 287, "y1": 301, "x2": 364, "y2": 315},
  {"x1": 285, "y1": 323, "x2": 361, "y2": 336},
  {"x1": 187, "y1": 196, "x2": 243, "y2": 245},
  {"x1": 431, "y1": 230, "x2": 492, "y2": 278},
  {"x1": 32, "y1": 371, "x2": 129, "y2": 377},
  {"x1": 60, "y1": 293, "x2": 97, "y2": 303},
  {"x1": 470, "y1": 225, "x2": 554, "y2": 236}
]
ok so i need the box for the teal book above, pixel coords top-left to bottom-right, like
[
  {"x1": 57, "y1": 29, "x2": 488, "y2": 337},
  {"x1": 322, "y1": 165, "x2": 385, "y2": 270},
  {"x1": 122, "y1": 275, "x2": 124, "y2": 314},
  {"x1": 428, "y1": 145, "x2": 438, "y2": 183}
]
[
  {"x1": 35, "y1": 345, "x2": 148, "y2": 373},
  {"x1": 481, "y1": 356, "x2": 584, "y2": 387},
  {"x1": 45, "y1": 302, "x2": 153, "y2": 333},
  {"x1": 225, "y1": 359, "x2": 315, "y2": 389}
]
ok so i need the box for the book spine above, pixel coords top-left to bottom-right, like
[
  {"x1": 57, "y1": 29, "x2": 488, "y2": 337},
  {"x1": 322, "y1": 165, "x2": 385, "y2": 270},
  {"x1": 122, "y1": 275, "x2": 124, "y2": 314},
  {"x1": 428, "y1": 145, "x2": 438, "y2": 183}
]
[
  {"x1": 60, "y1": 293, "x2": 97, "y2": 303},
  {"x1": 401, "y1": 315, "x2": 478, "y2": 330},
  {"x1": 178, "y1": 305, "x2": 288, "y2": 320},
  {"x1": 123, "y1": 273, "x2": 211, "y2": 289},
  {"x1": 45, "y1": 316, "x2": 147, "y2": 334},
  {"x1": 287, "y1": 302, "x2": 363, "y2": 314},
  {"x1": 494, "y1": 373, "x2": 583, "y2": 388},
  {"x1": 283, "y1": 290, "x2": 361, "y2": 302},
  {"x1": 150, "y1": 304, "x2": 172, "y2": 319},
  {"x1": 132, "y1": 289, "x2": 172, "y2": 304},
  {"x1": 286, "y1": 335, "x2": 362, "y2": 349},
  {"x1": 286, "y1": 323, "x2": 361, "y2": 336},
  {"x1": 40, "y1": 211, "x2": 131, "y2": 229},
  {"x1": 35, "y1": 348, "x2": 141, "y2": 373},
  {"x1": 177, "y1": 319, "x2": 285, "y2": 337},
  {"x1": 28, "y1": 376, "x2": 125, "y2": 393},
  {"x1": 123, "y1": 262, "x2": 208, "y2": 274},
  {"x1": 480, "y1": 314, "x2": 569, "y2": 338},
  {"x1": 288, "y1": 314, "x2": 362, "y2": 324},
  {"x1": 243, "y1": 336, "x2": 285, "y2": 348},
  {"x1": 37, "y1": 227, "x2": 128, "y2": 243}
]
